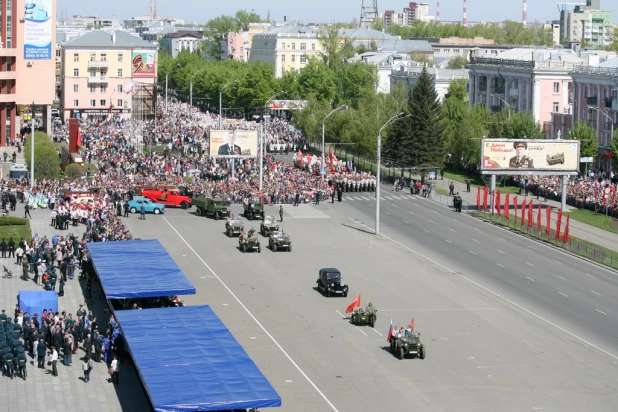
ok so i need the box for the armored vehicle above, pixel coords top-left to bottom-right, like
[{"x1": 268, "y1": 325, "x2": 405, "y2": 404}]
[
  {"x1": 316, "y1": 268, "x2": 348, "y2": 297},
  {"x1": 351, "y1": 306, "x2": 377, "y2": 327},
  {"x1": 269, "y1": 231, "x2": 291, "y2": 252},
  {"x1": 193, "y1": 197, "x2": 231, "y2": 220},
  {"x1": 225, "y1": 217, "x2": 244, "y2": 237},
  {"x1": 243, "y1": 201, "x2": 265, "y2": 221},
  {"x1": 239, "y1": 229, "x2": 261, "y2": 253},
  {"x1": 260, "y1": 215, "x2": 280, "y2": 237},
  {"x1": 389, "y1": 330, "x2": 426, "y2": 360}
]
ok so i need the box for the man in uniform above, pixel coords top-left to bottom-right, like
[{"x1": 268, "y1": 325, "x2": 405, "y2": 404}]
[
  {"x1": 509, "y1": 141, "x2": 535, "y2": 168},
  {"x1": 279, "y1": 205, "x2": 283, "y2": 222},
  {"x1": 3, "y1": 349, "x2": 14, "y2": 379},
  {"x1": 0, "y1": 310, "x2": 7, "y2": 329},
  {"x1": 16, "y1": 350, "x2": 26, "y2": 380},
  {"x1": 365, "y1": 302, "x2": 377, "y2": 314}
]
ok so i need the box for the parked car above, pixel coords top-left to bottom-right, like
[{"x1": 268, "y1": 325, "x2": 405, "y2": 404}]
[{"x1": 128, "y1": 197, "x2": 165, "y2": 214}]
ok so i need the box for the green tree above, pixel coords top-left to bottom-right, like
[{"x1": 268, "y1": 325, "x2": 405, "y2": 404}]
[
  {"x1": 507, "y1": 111, "x2": 544, "y2": 139},
  {"x1": 297, "y1": 58, "x2": 337, "y2": 103},
  {"x1": 63, "y1": 163, "x2": 85, "y2": 180},
  {"x1": 33, "y1": 146, "x2": 60, "y2": 180},
  {"x1": 446, "y1": 56, "x2": 468, "y2": 69},
  {"x1": 569, "y1": 120, "x2": 599, "y2": 158},
  {"x1": 203, "y1": 10, "x2": 262, "y2": 59}
]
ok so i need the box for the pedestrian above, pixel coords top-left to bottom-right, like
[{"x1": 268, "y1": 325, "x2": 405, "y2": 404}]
[
  {"x1": 279, "y1": 205, "x2": 283, "y2": 222},
  {"x1": 466, "y1": 179, "x2": 471, "y2": 193},
  {"x1": 140, "y1": 203, "x2": 146, "y2": 220},
  {"x1": 49, "y1": 346, "x2": 58, "y2": 376},
  {"x1": 22, "y1": 257, "x2": 29, "y2": 281},
  {"x1": 24, "y1": 203, "x2": 31, "y2": 219},
  {"x1": 82, "y1": 357, "x2": 92, "y2": 382},
  {"x1": 123, "y1": 201, "x2": 129, "y2": 218},
  {"x1": 448, "y1": 182, "x2": 455, "y2": 196},
  {"x1": 110, "y1": 355, "x2": 119, "y2": 385}
]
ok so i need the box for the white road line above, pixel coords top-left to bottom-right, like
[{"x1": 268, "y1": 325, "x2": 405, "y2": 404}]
[
  {"x1": 372, "y1": 328, "x2": 383, "y2": 336},
  {"x1": 596, "y1": 309, "x2": 607, "y2": 316},
  {"x1": 452, "y1": 218, "x2": 458, "y2": 221},
  {"x1": 525, "y1": 262, "x2": 534, "y2": 267},
  {"x1": 428, "y1": 219, "x2": 434, "y2": 223},
  {"x1": 591, "y1": 290, "x2": 601, "y2": 296},
  {"x1": 586, "y1": 273, "x2": 596, "y2": 279},
  {"x1": 391, "y1": 203, "x2": 397, "y2": 207},
  {"x1": 423, "y1": 229, "x2": 430, "y2": 233},
  {"x1": 532, "y1": 407, "x2": 544, "y2": 410},
  {"x1": 526, "y1": 277, "x2": 535, "y2": 282},
  {"x1": 469, "y1": 251, "x2": 477, "y2": 255},
  {"x1": 362, "y1": 196, "x2": 371, "y2": 200},
  {"x1": 472, "y1": 239, "x2": 480, "y2": 243},
  {"x1": 526, "y1": 249, "x2": 534, "y2": 252},
  {"x1": 556, "y1": 275, "x2": 565, "y2": 280},
  {"x1": 498, "y1": 238, "x2": 506, "y2": 241},
  {"x1": 409, "y1": 211, "x2": 415, "y2": 214},
  {"x1": 345, "y1": 217, "x2": 618, "y2": 361},
  {"x1": 445, "y1": 240, "x2": 453, "y2": 244},
  {"x1": 449, "y1": 229, "x2": 456, "y2": 233},
  {"x1": 474, "y1": 228, "x2": 481, "y2": 231},
  {"x1": 404, "y1": 220, "x2": 410, "y2": 224},
  {"x1": 433, "y1": 210, "x2": 438, "y2": 214},
  {"x1": 554, "y1": 260, "x2": 563, "y2": 265},
  {"x1": 367, "y1": 204, "x2": 374, "y2": 207},
  {"x1": 496, "y1": 263, "x2": 505, "y2": 268},
  {"x1": 335, "y1": 310, "x2": 346, "y2": 319},
  {"x1": 559, "y1": 292, "x2": 569, "y2": 298},
  {"x1": 385, "y1": 212, "x2": 391, "y2": 216},
  {"x1": 497, "y1": 250, "x2": 505, "y2": 254},
  {"x1": 354, "y1": 326, "x2": 368, "y2": 336},
  {"x1": 164, "y1": 217, "x2": 340, "y2": 412},
  {"x1": 477, "y1": 364, "x2": 528, "y2": 369}
]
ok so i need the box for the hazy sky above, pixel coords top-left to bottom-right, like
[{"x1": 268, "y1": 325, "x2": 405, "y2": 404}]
[{"x1": 57, "y1": 0, "x2": 618, "y2": 25}]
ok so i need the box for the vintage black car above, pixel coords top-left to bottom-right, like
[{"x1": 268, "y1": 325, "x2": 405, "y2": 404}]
[{"x1": 316, "y1": 268, "x2": 348, "y2": 297}]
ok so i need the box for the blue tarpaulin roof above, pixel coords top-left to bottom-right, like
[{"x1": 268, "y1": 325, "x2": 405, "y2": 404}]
[
  {"x1": 87, "y1": 239, "x2": 196, "y2": 299},
  {"x1": 115, "y1": 306, "x2": 282, "y2": 412},
  {"x1": 18, "y1": 291, "x2": 58, "y2": 319}
]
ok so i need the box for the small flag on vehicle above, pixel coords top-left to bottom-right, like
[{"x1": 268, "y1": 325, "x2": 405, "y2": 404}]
[
  {"x1": 345, "y1": 295, "x2": 361, "y2": 314},
  {"x1": 409, "y1": 318, "x2": 415, "y2": 330},
  {"x1": 386, "y1": 319, "x2": 393, "y2": 342}
]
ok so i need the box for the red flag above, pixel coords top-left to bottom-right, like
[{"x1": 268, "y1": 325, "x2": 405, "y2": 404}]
[
  {"x1": 563, "y1": 214, "x2": 570, "y2": 242},
  {"x1": 476, "y1": 186, "x2": 481, "y2": 210},
  {"x1": 386, "y1": 319, "x2": 393, "y2": 342},
  {"x1": 528, "y1": 200, "x2": 534, "y2": 228},
  {"x1": 555, "y1": 209, "x2": 563, "y2": 239},
  {"x1": 513, "y1": 196, "x2": 518, "y2": 225},
  {"x1": 496, "y1": 190, "x2": 501, "y2": 216},
  {"x1": 483, "y1": 187, "x2": 488, "y2": 212},
  {"x1": 521, "y1": 199, "x2": 527, "y2": 226},
  {"x1": 545, "y1": 206, "x2": 552, "y2": 235},
  {"x1": 504, "y1": 194, "x2": 510, "y2": 220},
  {"x1": 345, "y1": 295, "x2": 361, "y2": 314},
  {"x1": 537, "y1": 203, "x2": 542, "y2": 232},
  {"x1": 409, "y1": 318, "x2": 415, "y2": 330}
]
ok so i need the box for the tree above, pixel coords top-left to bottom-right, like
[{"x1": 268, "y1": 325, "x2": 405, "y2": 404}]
[
  {"x1": 446, "y1": 56, "x2": 468, "y2": 69},
  {"x1": 569, "y1": 120, "x2": 599, "y2": 158},
  {"x1": 611, "y1": 128, "x2": 618, "y2": 157},
  {"x1": 63, "y1": 164, "x2": 85, "y2": 180},
  {"x1": 204, "y1": 10, "x2": 262, "y2": 59},
  {"x1": 297, "y1": 58, "x2": 337, "y2": 103},
  {"x1": 32, "y1": 146, "x2": 60, "y2": 180},
  {"x1": 507, "y1": 111, "x2": 544, "y2": 139}
]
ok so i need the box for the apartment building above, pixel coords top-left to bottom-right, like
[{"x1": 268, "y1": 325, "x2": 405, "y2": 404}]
[
  {"x1": 160, "y1": 31, "x2": 205, "y2": 58},
  {"x1": 61, "y1": 30, "x2": 158, "y2": 120},
  {"x1": 559, "y1": 0, "x2": 613, "y2": 47},
  {"x1": 391, "y1": 65, "x2": 469, "y2": 103},
  {"x1": 221, "y1": 31, "x2": 249, "y2": 61}
]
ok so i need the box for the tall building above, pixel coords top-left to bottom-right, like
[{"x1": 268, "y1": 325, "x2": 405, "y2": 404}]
[
  {"x1": 1, "y1": 0, "x2": 57, "y2": 144},
  {"x1": 559, "y1": 0, "x2": 613, "y2": 47}
]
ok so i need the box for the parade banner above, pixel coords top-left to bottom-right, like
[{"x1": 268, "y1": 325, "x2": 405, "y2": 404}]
[
  {"x1": 131, "y1": 52, "x2": 156, "y2": 77},
  {"x1": 209, "y1": 130, "x2": 258, "y2": 157},
  {"x1": 24, "y1": 0, "x2": 53, "y2": 60},
  {"x1": 480, "y1": 139, "x2": 580, "y2": 174}
]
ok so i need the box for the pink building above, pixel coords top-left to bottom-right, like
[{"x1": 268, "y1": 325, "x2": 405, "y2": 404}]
[
  {"x1": 221, "y1": 32, "x2": 249, "y2": 61},
  {"x1": 1, "y1": 0, "x2": 57, "y2": 145}
]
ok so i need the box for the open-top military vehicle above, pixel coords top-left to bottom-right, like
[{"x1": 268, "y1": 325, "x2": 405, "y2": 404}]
[
  {"x1": 225, "y1": 216, "x2": 244, "y2": 237},
  {"x1": 316, "y1": 268, "x2": 348, "y2": 297},
  {"x1": 389, "y1": 330, "x2": 426, "y2": 360},
  {"x1": 260, "y1": 215, "x2": 280, "y2": 237},
  {"x1": 351, "y1": 306, "x2": 377, "y2": 327},
  {"x1": 239, "y1": 229, "x2": 261, "y2": 253},
  {"x1": 269, "y1": 231, "x2": 291, "y2": 252},
  {"x1": 243, "y1": 201, "x2": 265, "y2": 221},
  {"x1": 193, "y1": 197, "x2": 230, "y2": 220}
]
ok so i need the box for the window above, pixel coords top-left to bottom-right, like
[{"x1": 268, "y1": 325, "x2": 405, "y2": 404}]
[
  {"x1": 74, "y1": 100, "x2": 79, "y2": 107},
  {"x1": 100, "y1": 100, "x2": 106, "y2": 106},
  {"x1": 435, "y1": 48, "x2": 440, "y2": 53},
  {"x1": 90, "y1": 53, "x2": 96, "y2": 61},
  {"x1": 553, "y1": 102, "x2": 560, "y2": 113},
  {"x1": 118, "y1": 54, "x2": 123, "y2": 62},
  {"x1": 553, "y1": 82, "x2": 560, "y2": 93},
  {"x1": 73, "y1": 54, "x2": 79, "y2": 62},
  {"x1": 73, "y1": 68, "x2": 79, "y2": 77},
  {"x1": 312, "y1": 43, "x2": 315, "y2": 50},
  {"x1": 281, "y1": 67, "x2": 285, "y2": 76},
  {"x1": 55, "y1": 62, "x2": 61, "y2": 70},
  {"x1": 101, "y1": 85, "x2": 107, "y2": 93},
  {"x1": 56, "y1": 75, "x2": 61, "y2": 83},
  {"x1": 90, "y1": 100, "x2": 96, "y2": 107},
  {"x1": 118, "y1": 69, "x2": 123, "y2": 77},
  {"x1": 90, "y1": 85, "x2": 96, "y2": 93},
  {"x1": 117, "y1": 99, "x2": 123, "y2": 107},
  {"x1": 117, "y1": 85, "x2": 123, "y2": 93},
  {"x1": 90, "y1": 70, "x2": 96, "y2": 77},
  {"x1": 292, "y1": 55, "x2": 296, "y2": 62},
  {"x1": 300, "y1": 55, "x2": 307, "y2": 63},
  {"x1": 56, "y1": 49, "x2": 61, "y2": 57},
  {"x1": 100, "y1": 53, "x2": 107, "y2": 61},
  {"x1": 281, "y1": 42, "x2": 285, "y2": 49},
  {"x1": 300, "y1": 43, "x2": 306, "y2": 50},
  {"x1": 291, "y1": 43, "x2": 296, "y2": 50},
  {"x1": 73, "y1": 84, "x2": 79, "y2": 92},
  {"x1": 454, "y1": 49, "x2": 460, "y2": 54},
  {"x1": 281, "y1": 54, "x2": 286, "y2": 63}
]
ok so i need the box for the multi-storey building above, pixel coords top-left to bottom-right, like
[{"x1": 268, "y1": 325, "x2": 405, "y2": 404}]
[
  {"x1": 221, "y1": 31, "x2": 249, "y2": 61},
  {"x1": 60, "y1": 30, "x2": 158, "y2": 120},
  {"x1": 384, "y1": 2, "x2": 431, "y2": 26},
  {"x1": 559, "y1": 0, "x2": 613, "y2": 47},
  {"x1": 160, "y1": 31, "x2": 205, "y2": 58},
  {"x1": 0, "y1": 0, "x2": 57, "y2": 144},
  {"x1": 391, "y1": 65, "x2": 469, "y2": 103}
]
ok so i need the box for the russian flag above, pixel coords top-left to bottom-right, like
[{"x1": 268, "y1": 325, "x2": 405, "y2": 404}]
[{"x1": 386, "y1": 319, "x2": 393, "y2": 342}]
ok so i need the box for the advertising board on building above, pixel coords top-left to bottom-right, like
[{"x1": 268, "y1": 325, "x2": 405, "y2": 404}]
[
  {"x1": 131, "y1": 52, "x2": 156, "y2": 77},
  {"x1": 24, "y1": 0, "x2": 53, "y2": 59},
  {"x1": 480, "y1": 139, "x2": 580, "y2": 175},
  {"x1": 267, "y1": 100, "x2": 309, "y2": 110},
  {"x1": 209, "y1": 130, "x2": 258, "y2": 157}
]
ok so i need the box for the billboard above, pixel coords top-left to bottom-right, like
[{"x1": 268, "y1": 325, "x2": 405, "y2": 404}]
[
  {"x1": 131, "y1": 52, "x2": 156, "y2": 77},
  {"x1": 267, "y1": 100, "x2": 309, "y2": 110},
  {"x1": 24, "y1": 0, "x2": 53, "y2": 60},
  {"x1": 209, "y1": 130, "x2": 258, "y2": 157},
  {"x1": 480, "y1": 139, "x2": 580, "y2": 174}
]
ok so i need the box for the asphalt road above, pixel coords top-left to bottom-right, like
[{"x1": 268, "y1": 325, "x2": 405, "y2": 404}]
[{"x1": 121, "y1": 196, "x2": 618, "y2": 412}]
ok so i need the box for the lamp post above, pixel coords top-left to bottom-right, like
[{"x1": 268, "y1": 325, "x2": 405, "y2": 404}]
[
  {"x1": 189, "y1": 68, "x2": 205, "y2": 117},
  {"x1": 259, "y1": 91, "x2": 285, "y2": 191},
  {"x1": 219, "y1": 79, "x2": 238, "y2": 129},
  {"x1": 376, "y1": 112, "x2": 409, "y2": 235},
  {"x1": 490, "y1": 93, "x2": 511, "y2": 123},
  {"x1": 321, "y1": 104, "x2": 348, "y2": 173},
  {"x1": 363, "y1": 67, "x2": 378, "y2": 93}
]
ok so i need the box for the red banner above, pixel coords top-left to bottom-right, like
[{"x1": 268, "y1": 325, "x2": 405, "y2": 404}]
[
  {"x1": 555, "y1": 209, "x2": 563, "y2": 239},
  {"x1": 537, "y1": 203, "x2": 542, "y2": 232},
  {"x1": 496, "y1": 190, "x2": 501, "y2": 216},
  {"x1": 483, "y1": 187, "x2": 488, "y2": 212},
  {"x1": 545, "y1": 206, "x2": 552, "y2": 235},
  {"x1": 476, "y1": 186, "x2": 481, "y2": 210},
  {"x1": 513, "y1": 196, "x2": 518, "y2": 225},
  {"x1": 504, "y1": 194, "x2": 510, "y2": 220},
  {"x1": 563, "y1": 214, "x2": 570, "y2": 242},
  {"x1": 528, "y1": 201, "x2": 534, "y2": 228},
  {"x1": 521, "y1": 199, "x2": 527, "y2": 226}
]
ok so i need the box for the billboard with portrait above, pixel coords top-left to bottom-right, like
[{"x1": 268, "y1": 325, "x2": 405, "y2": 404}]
[
  {"x1": 480, "y1": 139, "x2": 580, "y2": 174},
  {"x1": 131, "y1": 52, "x2": 156, "y2": 77},
  {"x1": 209, "y1": 130, "x2": 258, "y2": 157},
  {"x1": 24, "y1": 0, "x2": 53, "y2": 59}
]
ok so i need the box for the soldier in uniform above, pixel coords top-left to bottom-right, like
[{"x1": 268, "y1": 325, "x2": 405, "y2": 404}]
[
  {"x1": 3, "y1": 349, "x2": 14, "y2": 379},
  {"x1": 16, "y1": 349, "x2": 26, "y2": 380},
  {"x1": 509, "y1": 142, "x2": 535, "y2": 168},
  {"x1": 365, "y1": 302, "x2": 377, "y2": 314}
]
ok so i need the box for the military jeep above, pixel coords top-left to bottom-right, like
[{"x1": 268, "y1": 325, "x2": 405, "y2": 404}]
[
  {"x1": 316, "y1": 268, "x2": 348, "y2": 297},
  {"x1": 351, "y1": 307, "x2": 377, "y2": 328},
  {"x1": 269, "y1": 231, "x2": 291, "y2": 252},
  {"x1": 260, "y1": 215, "x2": 280, "y2": 237},
  {"x1": 243, "y1": 201, "x2": 265, "y2": 221},
  {"x1": 239, "y1": 229, "x2": 261, "y2": 253},
  {"x1": 225, "y1": 217, "x2": 244, "y2": 237},
  {"x1": 389, "y1": 330, "x2": 426, "y2": 360},
  {"x1": 193, "y1": 197, "x2": 230, "y2": 220}
]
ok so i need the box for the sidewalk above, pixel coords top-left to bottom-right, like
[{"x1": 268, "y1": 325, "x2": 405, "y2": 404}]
[{"x1": 429, "y1": 177, "x2": 618, "y2": 252}]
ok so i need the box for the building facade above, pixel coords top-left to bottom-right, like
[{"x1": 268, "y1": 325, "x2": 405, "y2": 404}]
[
  {"x1": 560, "y1": 0, "x2": 613, "y2": 47},
  {"x1": 391, "y1": 65, "x2": 469, "y2": 103},
  {"x1": 160, "y1": 31, "x2": 205, "y2": 58},
  {"x1": 221, "y1": 31, "x2": 249, "y2": 61},
  {"x1": 60, "y1": 30, "x2": 158, "y2": 120}
]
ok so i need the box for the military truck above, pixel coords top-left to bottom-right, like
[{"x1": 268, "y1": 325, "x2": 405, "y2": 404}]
[
  {"x1": 269, "y1": 231, "x2": 291, "y2": 252},
  {"x1": 260, "y1": 215, "x2": 279, "y2": 237},
  {"x1": 389, "y1": 330, "x2": 426, "y2": 360},
  {"x1": 193, "y1": 197, "x2": 231, "y2": 220},
  {"x1": 351, "y1": 306, "x2": 377, "y2": 327},
  {"x1": 239, "y1": 229, "x2": 261, "y2": 253},
  {"x1": 243, "y1": 201, "x2": 264, "y2": 221},
  {"x1": 225, "y1": 217, "x2": 244, "y2": 237},
  {"x1": 316, "y1": 268, "x2": 348, "y2": 297}
]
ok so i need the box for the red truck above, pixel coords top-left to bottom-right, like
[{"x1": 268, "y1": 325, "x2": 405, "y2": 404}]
[{"x1": 138, "y1": 186, "x2": 192, "y2": 209}]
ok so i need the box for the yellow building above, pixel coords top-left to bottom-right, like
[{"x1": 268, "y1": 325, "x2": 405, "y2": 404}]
[{"x1": 61, "y1": 30, "x2": 158, "y2": 120}]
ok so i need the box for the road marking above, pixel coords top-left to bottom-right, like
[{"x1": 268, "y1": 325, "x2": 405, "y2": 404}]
[
  {"x1": 559, "y1": 292, "x2": 569, "y2": 298},
  {"x1": 354, "y1": 326, "x2": 368, "y2": 336},
  {"x1": 409, "y1": 211, "x2": 415, "y2": 214},
  {"x1": 250, "y1": 337, "x2": 257, "y2": 340},
  {"x1": 335, "y1": 310, "x2": 347, "y2": 319},
  {"x1": 474, "y1": 228, "x2": 481, "y2": 231},
  {"x1": 477, "y1": 364, "x2": 528, "y2": 369},
  {"x1": 428, "y1": 219, "x2": 434, "y2": 223},
  {"x1": 200, "y1": 276, "x2": 206, "y2": 279},
  {"x1": 556, "y1": 275, "x2": 565, "y2": 280},
  {"x1": 164, "y1": 217, "x2": 340, "y2": 412},
  {"x1": 526, "y1": 277, "x2": 535, "y2": 282},
  {"x1": 585, "y1": 273, "x2": 596, "y2": 279},
  {"x1": 285, "y1": 380, "x2": 294, "y2": 383},
  {"x1": 591, "y1": 290, "x2": 601, "y2": 296},
  {"x1": 554, "y1": 260, "x2": 563, "y2": 265},
  {"x1": 472, "y1": 239, "x2": 480, "y2": 243},
  {"x1": 423, "y1": 229, "x2": 430, "y2": 234},
  {"x1": 532, "y1": 407, "x2": 543, "y2": 410},
  {"x1": 525, "y1": 262, "x2": 534, "y2": 267},
  {"x1": 469, "y1": 251, "x2": 477, "y2": 255},
  {"x1": 596, "y1": 309, "x2": 607, "y2": 316},
  {"x1": 449, "y1": 229, "x2": 456, "y2": 233},
  {"x1": 452, "y1": 218, "x2": 458, "y2": 221},
  {"x1": 345, "y1": 217, "x2": 618, "y2": 361},
  {"x1": 497, "y1": 250, "x2": 505, "y2": 254},
  {"x1": 385, "y1": 212, "x2": 391, "y2": 216},
  {"x1": 404, "y1": 220, "x2": 410, "y2": 224},
  {"x1": 372, "y1": 328, "x2": 383, "y2": 336},
  {"x1": 496, "y1": 263, "x2": 505, "y2": 268},
  {"x1": 445, "y1": 240, "x2": 452, "y2": 244},
  {"x1": 498, "y1": 238, "x2": 506, "y2": 241},
  {"x1": 380, "y1": 308, "x2": 500, "y2": 312},
  {"x1": 367, "y1": 204, "x2": 374, "y2": 207},
  {"x1": 433, "y1": 210, "x2": 438, "y2": 214},
  {"x1": 526, "y1": 249, "x2": 533, "y2": 252}
]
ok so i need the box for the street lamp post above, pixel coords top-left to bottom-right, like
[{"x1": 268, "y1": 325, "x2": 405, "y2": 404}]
[
  {"x1": 376, "y1": 112, "x2": 409, "y2": 235},
  {"x1": 219, "y1": 80, "x2": 238, "y2": 129},
  {"x1": 490, "y1": 93, "x2": 511, "y2": 123},
  {"x1": 258, "y1": 91, "x2": 285, "y2": 191},
  {"x1": 321, "y1": 104, "x2": 348, "y2": 174},
  {"x1": 189, "y1": 68, "x2": 205, "y2": 117},
  {"x1": 363, "y1": 67, "x2": 378, "y2": 93}
]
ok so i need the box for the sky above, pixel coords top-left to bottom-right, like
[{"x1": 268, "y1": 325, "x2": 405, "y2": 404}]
[{"x1": 58, "y1": 0, "x2": 618, "y2": 25}]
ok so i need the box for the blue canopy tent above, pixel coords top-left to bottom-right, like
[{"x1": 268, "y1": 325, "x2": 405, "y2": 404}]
[
  {"x1": 18, "y1": 291, "x2": 58, "y2": 319},
  {"x1": 115, "y1": 306, "x2": 281, "y2": 412},
  {"x1": 87, "y1": 239, "x2": 196, "y2": 300}
]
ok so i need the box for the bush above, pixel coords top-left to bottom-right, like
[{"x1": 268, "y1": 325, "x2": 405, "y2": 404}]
[
  {"x1": 0, "y1": 217, "x2": 28, "y2": 226},
  {"x1": 64, "y1": 163, "x2": 85, "y2": 180},
  {"x1": 33, "y1": 146, "x2": 60, "y2": 180}
]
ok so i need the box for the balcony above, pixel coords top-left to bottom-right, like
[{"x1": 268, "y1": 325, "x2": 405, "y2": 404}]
[
  {"x1": 0, "y1": 71, "x2": 17, "y2": 80},
  {"x1": 509, "y1": 88, "x2": 519, "y2": 96},
  {"x1": 88, "y1": 77, "x2": 108, "y2": 84},
  {"x1": 88, "y1": 60, "x2": 109, "y2": 69},
  {"x1": 587, "y1": 96, "x2": 598, "y2": 106}
]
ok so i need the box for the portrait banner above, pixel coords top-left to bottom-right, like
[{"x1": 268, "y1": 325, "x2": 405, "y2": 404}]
[
  {"x1": 480, "y1": 139, "x2": 580, "y2": 174},
  {"x1": 24, "y1": 0, "x2": 53, "y2": 60},
  {"x1": 209, "y1": 130, "x2": 258, "y2": 158},
  {"x1": 131, "y1": 52, "x2": 156, "y2": 77}
]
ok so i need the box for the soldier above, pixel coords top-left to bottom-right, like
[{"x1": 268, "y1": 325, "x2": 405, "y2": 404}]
[
  {"x1": 365, "y1": 302, "x2": 376, "y2": 314},
  {"x1": 0, "y1": 310, "x2": 7, "y2": 328},
  {"x1": 3, "y1": 350, "x2": 14, "y2": 379},
  {"x1": 509, "y1": 142, "x2": 535, "y2": 168},
  {"x1": 16, "y1": 350, "x2": 26, "y2": 380}
]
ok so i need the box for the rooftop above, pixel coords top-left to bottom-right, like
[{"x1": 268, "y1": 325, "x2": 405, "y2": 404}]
[
  {"x1": 339, "y1": 28, "x2": 397, "y2": 41},
  {"x1": 63, "y1": 30, "x2": 156, "y2": 48}
]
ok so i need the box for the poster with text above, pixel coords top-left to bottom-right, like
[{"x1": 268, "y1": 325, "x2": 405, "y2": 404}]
[
  {"x1": 480, "y1": 139, "x2": 580, "y2": 173},
  {"x1": 209, "y1": 130, "x2": 258, "y2": 157},
  {"x1": 24, "y1": 0, "x2": 53, "y2": 60},
  {"x1": 131, "y1": 52, "x2": 156, "y2": 77}
]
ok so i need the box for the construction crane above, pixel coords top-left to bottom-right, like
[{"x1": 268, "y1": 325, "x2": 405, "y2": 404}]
[{"x1": 555, "y1": 2, "x2": 586, "y2": 13}]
